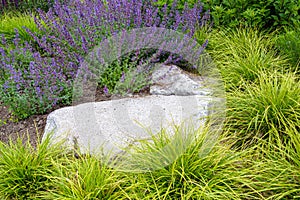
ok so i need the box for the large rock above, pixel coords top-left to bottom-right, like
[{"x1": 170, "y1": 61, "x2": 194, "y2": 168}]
[
  {"x1": 43, "y1": 95, "x2": 213, "y2": 157},
  {"x1": 150, "y1": 64, "x2": 211, "y2": 96},
  {"x1": 42, "y1": 63, "x2": 225, "y2": 171}
]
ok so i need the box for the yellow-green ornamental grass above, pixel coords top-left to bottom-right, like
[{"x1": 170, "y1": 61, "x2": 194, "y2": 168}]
[
  {"x1": 0, "y1": 12, "x2": 42, "y2": 45},
  {"x1": 0, "y1": 27, "x2": 300, "y2": 199},
  {"x1": 207, "y1": 28, "x2": 290, "y2": 91},
  {"x1": 226, "y1": 71, "x2": 300, "y2": 146}
]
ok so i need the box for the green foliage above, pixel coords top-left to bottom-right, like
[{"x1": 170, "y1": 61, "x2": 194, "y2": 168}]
[
  {"x1": 226, "y1": 71, "x2": 300, "y2": 146},
  {"x1": 193, "y1": 25, "x2": 212, "y2": 45},
  {"x1": 0, "y1": 134, "x2": 65, "y2": 199},
  {"x1": 115, "y1": 127, "x2": 260, "y2": 199},
  {"x1": 201, "y1": 27, "x2": 299, "y2": 148},
  {"x1": 98, "y1": 57, "x2": 137, "y2": 94},
  {"x1": 0, "y1": 0, "x2": 299, "y2": 197},
  {"x1": 153, "y1": 0, "x2": 198, "y2": 9},
  {"x1": 0, "y1": 47, "x2": 34, "y2": 119},
  {"x1": 275, "y1": 25, "x2": 300, "y2": 69},
  {"x1": 155, "y1": 0, "x2": 300, "y2": 31},
  {"x1": 98, "y1": 52, "x2": 155, "y2": 96},
  {"x1": 113, "y1": 66, "x2": 152, "y2": 96},
  {"x1": 0, "y1": 11, "x2": 42, "y2": 45},
  {"x1": 204, "y1": 0, "x2": 300, "y2": 30},
  {"x1": 0, "y1": 51, "x2": 71, "y2": 120},
  {"x1": 206, "y1": 28, "x2": 289, "y2": 91},
  {"x1": 1, "y1": 124, "x2": 300, "y2": 199},
  {"x1": 0, "y1": 83, "x2": 67, "y2": 120},
  {"x1": 0, "y1": 0, "x2": 58, "y2": 13},
  {"x1": 248, "y1": 125, "x2": 300, "y2": 199},
  {"x1": 42, "y1": 154, "x2": 124, "y2": 199},
  {"x1": 1, "y1": 87, "x2": 34, "y2": 120},
  {"x1": 0, "y1": 74, "x2": 71, "y2": 121}
]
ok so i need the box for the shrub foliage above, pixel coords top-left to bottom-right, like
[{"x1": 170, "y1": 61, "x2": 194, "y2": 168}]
[
  {"x1": 0, "y1": 0, "x2": 57, "y2": 13},
  {"x1": 156, "y1": 0, "x2": 300, "y2": 31}
]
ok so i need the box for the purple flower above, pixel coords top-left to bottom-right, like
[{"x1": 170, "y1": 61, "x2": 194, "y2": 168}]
[
  {"x1": 202, "y1": 39, "x2": 209, "y2": 49},
  {"x1": 103, "y1": 85, "x2": 109, "y2": 95},
  {"x1": 3, "y1": 81, "x2": 9, "y2": 91},
  {"x1": 120, "y1": 71, "x2": 126, "y2": 82},
  {"x1": 1, "y1": 34, "x2": 6, "y2": 45}
]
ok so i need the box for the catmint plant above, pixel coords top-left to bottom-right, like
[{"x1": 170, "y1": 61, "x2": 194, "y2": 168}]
[
  {"x1": 32, "y1": 0, "x2": 209, "y2": 71},
  {"x1": 0, "y1": 32, "x2": 71, "y2": 119},
  {"x1": 1, "y1": 0, "x2": 211, "y2": 119}
]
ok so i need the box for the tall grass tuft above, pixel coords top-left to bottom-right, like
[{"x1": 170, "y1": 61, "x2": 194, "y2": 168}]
[
  {"x1": 41, "y1": 153, "x2": 125, "y2": 199},
  {"x1": 0, "y1": 133, "x2": 66, "y2": 199},
  {"x1": 118, "y1": 127, "x2": 259, "y2": 199},
  {"x1": 1, "y1": 126, "x2": 299, "y2": 198},
  {"x1": 226, "y1": 70, "x2": 300, "y2": 146},
  {"x1": 207, "y1": 28, "x2": 290, "y2": 91},
  {"x1": 0, "y1": 11, "x2": 42, "y2": 46},
  {"x1": 247, "y1": 123, "x2": 300, "y2": 199}
]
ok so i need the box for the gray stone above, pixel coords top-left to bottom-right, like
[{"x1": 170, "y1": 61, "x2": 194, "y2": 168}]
[
  {"x1": 150, "y1": 64, "x2": 211, "y2": 96},
  {"x1": 42, "y1": 63, "x2": 226, "y2": 171},
  {"x1": 43, "y1": 95, "x2": 213, "y2": 157}
]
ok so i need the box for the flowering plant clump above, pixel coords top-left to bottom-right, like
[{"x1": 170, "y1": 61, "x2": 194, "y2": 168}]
[
  {"x1": 0, "y1": 0, "x2": 211, "y2": 119},
  {"x1": 32, "y1": 0, "x2": 210, "y2": 70},
  {"x1": 0, "y1": 32, "x2": 71, "y2": 119}
]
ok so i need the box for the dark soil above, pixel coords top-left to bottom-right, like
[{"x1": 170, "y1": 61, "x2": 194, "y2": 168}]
[{"x1": 0, "y1": 87, "x2": 150, "y2": 148}]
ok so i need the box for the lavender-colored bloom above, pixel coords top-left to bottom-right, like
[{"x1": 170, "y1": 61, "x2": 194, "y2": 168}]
[
  {"x1": 3, "y1": 81, "x2": 9, "y2": 91},
  {"x1": 202, "y1": 39, "x2": 209, "y2": 49},
  {"x1": 12, "y1": 29, "x2": 21, "y2": 47},
  {"x1": 103, "y1": 85, "x2": 109, "y2": 95},
  {"x1": 1, "y1": 34, "x2": 6, "y2": 45},
  {"x1": 120, "y1": 71, "x2": 126, "y2": 83},
  {"x1": 36, "y1": 86, "x2": 42, "y2": 96},
  {"x1": 0, "y1": 47, "x2": 5, "y2": 65}
]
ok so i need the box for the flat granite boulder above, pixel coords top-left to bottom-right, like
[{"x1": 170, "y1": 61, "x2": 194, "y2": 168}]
[{"x1": 43, "y1": 95, "x2": 213, "y2": 157}]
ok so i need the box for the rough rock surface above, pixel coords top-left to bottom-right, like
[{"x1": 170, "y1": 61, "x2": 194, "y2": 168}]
[
  {"x1": 43, "y1": 64, "x2": 218, "y2": 160},
  {"x1": 43, "y1": 95, "x2": 212, "y2": 156},
  {"x1": 150, "y1": 64, "x2": 211, "y2": 96}
]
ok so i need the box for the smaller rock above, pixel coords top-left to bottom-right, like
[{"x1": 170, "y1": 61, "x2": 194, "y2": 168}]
[{"x1": 150, "y1": 64, "x2": 211, "y2": 96}]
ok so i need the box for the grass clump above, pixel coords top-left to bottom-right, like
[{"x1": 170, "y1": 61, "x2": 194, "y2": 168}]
[
  {"x1": 114, "y1": 127, "x2": 258, "y2": 199},
  {"x1": 0, "y1": 123, "x2": 300, "y2": 199},
  {"x1": 42, "y1": 153, "x2": 125, "y2": 199},
  {"x1": 0, "y1": 134, "x2": 65, "y2": 199},
  {"x1": 0, "y1": 11, "x2": 41, "y2": 46},
  {"x1": 226, "y1": 70, "x2": 300, "y2": 146},
  {"x1": 248, "y1": 124, "x2": 300, "y2": 199},
  {"x1": 207, "y1": 28, "x2": 290, "y2": 91}
]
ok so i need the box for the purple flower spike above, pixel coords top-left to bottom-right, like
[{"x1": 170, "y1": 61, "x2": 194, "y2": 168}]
[
  {"x1": 202, "y1": 39, "x2": 209, "y2": 49},
  {"x1": 103, "y1": 85, "x2": 109, "y2": 95},
  {"x1": 120, "y1": 71, "x2": 126, "y2": 83}
]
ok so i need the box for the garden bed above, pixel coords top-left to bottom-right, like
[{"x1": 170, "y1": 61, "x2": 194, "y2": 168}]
[
  {"x1": 0, "y1": 86, "x2": 150, "y2": 147},
  {"x1": 0, "y1": 0, "x2": 299, "y2": 199}
]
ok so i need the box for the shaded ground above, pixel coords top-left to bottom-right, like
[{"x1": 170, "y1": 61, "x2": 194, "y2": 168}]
[
  {"x1": 0, "y1": 87, "x2": 150, "y2": 148},
  {"x1": 0, "y1": 103, "x2": 48, "y2": 147}
]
